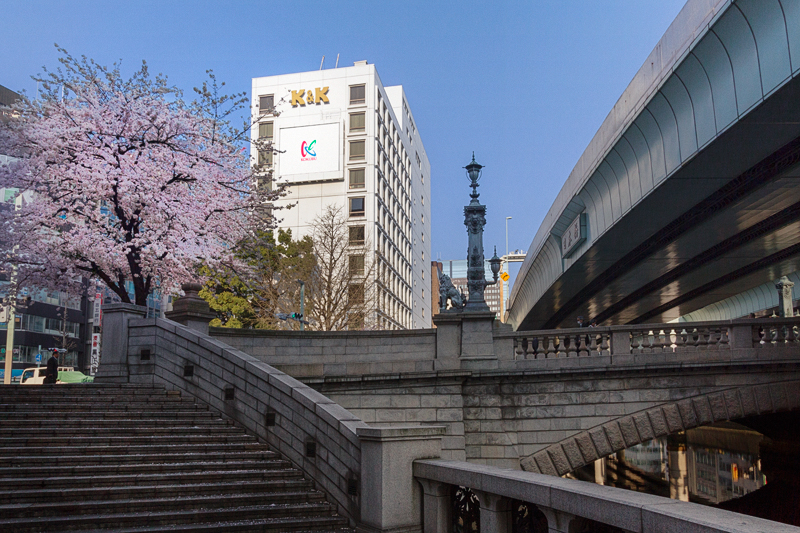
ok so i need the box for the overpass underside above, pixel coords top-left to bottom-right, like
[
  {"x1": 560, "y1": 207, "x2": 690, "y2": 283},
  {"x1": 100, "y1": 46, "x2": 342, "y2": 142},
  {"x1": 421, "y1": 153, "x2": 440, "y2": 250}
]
[{"x1": 511, "y1": 0, "x2": 800, "y2": 330}]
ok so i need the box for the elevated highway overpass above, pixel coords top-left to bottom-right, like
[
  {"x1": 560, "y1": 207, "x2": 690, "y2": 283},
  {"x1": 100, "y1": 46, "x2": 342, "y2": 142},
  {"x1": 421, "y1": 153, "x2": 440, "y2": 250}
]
[{"x1": 507, "y1": 0, "x2": 800, "y2": 330}]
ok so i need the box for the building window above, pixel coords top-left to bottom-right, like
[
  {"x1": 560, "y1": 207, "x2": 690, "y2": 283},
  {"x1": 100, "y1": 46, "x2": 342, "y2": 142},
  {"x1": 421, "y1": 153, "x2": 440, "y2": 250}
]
[
  {"x1": 349, "y1": 197, "x2": 365, "y2": 217},
  {"x1": 349, "y1": 168, "x2": 365, "y2": 189},
  {"x1": 350, "y1": 85, "x2": 366, "y2": 105},
  {"x1": 348, "y1": 284, "x2": 365, "y2": 304},
  {"x1": 349, "y1": 225, "x2": 365, "y2": 245},
  {"x1": 258, "y1": 149, "x2": 273, "y2": 166},
  {"x1": 416, "y1": 152, "x2": 421, "y2": 167},
  {"x1": 259, "y1": 122, "x2": 273, "y2": 140},
  {"x1": 349, "y1": 255, "x2": 365, "y2": 276},
  {"x1": 350, "y1": 140, "x2": 365, "y2": 160},
  {"x1": 350, "y1": 112, "x2": 365, "y2": 132},
  {"x1": 259, "y1": 95, "x2": 274, "y2": 114}
]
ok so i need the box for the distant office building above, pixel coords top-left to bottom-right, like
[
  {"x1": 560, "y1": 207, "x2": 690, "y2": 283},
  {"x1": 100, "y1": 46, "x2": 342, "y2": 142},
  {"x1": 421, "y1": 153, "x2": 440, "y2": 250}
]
[
  {"x1": 0, "y1": 84, "x2": 90, "y2": 372},
  {"x1": 252, "y1": 62, "x2": 431, "y2": 329},
  {"x1": 436, "y1": 259, "x2": 503, "y2": 320}
]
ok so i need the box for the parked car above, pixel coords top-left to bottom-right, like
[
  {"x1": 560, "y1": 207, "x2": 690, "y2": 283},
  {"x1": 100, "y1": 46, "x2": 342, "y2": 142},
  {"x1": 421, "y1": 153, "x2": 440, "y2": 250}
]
[{"x1": 19, "y1": 367, "x2": 93, "y2": 384}]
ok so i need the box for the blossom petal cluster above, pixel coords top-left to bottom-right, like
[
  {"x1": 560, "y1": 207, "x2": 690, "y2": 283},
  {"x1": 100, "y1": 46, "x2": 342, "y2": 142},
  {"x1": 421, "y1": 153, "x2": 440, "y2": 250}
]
[{"x1": 0, "y1": 59, "x2": 257, "y2": 305}]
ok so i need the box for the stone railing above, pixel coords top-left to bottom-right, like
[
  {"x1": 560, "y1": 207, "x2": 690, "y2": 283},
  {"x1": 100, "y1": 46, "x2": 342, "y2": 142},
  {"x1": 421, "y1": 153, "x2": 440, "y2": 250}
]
[
  {"x1": 95, "y1": 302, "x2": 445, "y2": 532},
  {"x1": 414, "y1": 459, "x2": 799, "y2": 533},
  {"x1": 211, "y1": 327, "x2": 437, "y2": 378},
  {"x1": 498, "y1": 317, "x2": 800, "y2": 364}
]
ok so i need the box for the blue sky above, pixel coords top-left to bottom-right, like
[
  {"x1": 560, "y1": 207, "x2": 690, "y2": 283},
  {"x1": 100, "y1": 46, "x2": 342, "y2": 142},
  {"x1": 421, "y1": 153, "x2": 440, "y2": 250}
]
[{"x1": 0, "y1": 0, "x2": 686, "y2": 286}]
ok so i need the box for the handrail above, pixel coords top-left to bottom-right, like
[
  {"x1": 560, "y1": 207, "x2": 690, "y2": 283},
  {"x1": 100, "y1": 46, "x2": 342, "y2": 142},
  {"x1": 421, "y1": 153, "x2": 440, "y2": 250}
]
[{"x1": 414, "y1": 459, "x2": 799, "y2": 533}]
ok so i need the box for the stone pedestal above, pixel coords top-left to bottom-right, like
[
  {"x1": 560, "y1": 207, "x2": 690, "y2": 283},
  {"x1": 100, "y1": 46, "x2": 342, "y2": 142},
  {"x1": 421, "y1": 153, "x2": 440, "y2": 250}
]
[
  {"x1": 94, "y1": 303, "x2": 147, "y2": 383},
  {"x1": 432, "y1": 311, "x2": 498, "y2": 370},
  {"x1": 775, "y1": 276, "x2": 795, "y2": 317},
  {"x1": 357, "y1": 426, "x2": 446, "y2": 533},
  {"x1": 165, "y1": 282, "x2": 216, "y2": 335}
]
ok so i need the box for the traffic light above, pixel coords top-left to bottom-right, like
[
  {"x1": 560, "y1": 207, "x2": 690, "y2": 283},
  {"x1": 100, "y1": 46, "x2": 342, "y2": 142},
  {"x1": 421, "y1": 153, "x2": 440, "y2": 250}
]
[{"x1": 290, "y1": 312, "x2": 303, "y2": 320}]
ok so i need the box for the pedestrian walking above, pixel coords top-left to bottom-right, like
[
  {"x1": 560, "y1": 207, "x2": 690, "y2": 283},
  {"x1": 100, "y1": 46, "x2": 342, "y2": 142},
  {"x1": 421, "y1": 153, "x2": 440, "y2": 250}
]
[{"x1": 43, "y1": 351, "x2": 58, "y2": 384}]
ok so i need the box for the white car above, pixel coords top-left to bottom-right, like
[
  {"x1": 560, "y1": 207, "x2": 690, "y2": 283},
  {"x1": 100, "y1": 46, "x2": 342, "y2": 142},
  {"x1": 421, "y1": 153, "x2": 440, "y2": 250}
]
[{"x1": 19, "y1": 366, "x2": 75, "y2": 385}]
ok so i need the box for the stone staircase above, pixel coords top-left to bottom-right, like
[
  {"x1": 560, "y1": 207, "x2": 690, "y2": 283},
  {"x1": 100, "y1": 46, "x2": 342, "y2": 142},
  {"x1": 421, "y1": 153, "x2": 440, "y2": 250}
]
[{"x1": 0, "y1": 383, "x2": 353, "y2": 532}]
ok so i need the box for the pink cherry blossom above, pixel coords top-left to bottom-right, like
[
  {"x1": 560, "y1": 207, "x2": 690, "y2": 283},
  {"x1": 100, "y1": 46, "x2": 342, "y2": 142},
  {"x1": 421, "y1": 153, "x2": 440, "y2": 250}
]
[{"x1": 0, "y1": 52, "x2": 275, "y2": 306}]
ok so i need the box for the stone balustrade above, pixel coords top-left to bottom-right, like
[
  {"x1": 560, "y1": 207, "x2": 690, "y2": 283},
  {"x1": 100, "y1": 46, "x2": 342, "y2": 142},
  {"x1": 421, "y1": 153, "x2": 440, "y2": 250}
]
[
  {"x1": 413, "y1": 459, "x2": 800, "y2": 533},
  {"x1": 498, "y1": 317, "x2": 800, "y2": 365}
]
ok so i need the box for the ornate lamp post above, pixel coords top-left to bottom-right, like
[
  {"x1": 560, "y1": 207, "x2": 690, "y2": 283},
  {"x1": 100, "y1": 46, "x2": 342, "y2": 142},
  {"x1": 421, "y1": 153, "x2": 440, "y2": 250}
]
[{"x1": 463, "y1": 153, "x2": 501, "y2": 311}]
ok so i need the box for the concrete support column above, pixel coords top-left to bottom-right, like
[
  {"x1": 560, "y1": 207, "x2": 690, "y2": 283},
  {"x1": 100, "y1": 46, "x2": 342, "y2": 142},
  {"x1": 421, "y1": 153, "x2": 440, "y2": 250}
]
[
  {"x1": 356, "y1": 426, "x2": 446, "y2": 533},
  {"x1": 94, "y1": 303, "x2": 147, "y2": 383},
  {"x1": 474, "y1": 490, "x2": 512, "y2": 533},
  {"x1": 594, "y1": 458, "x2": 606, "y2": 485},
  {"x1": 539, "y1": 508, "x2": 578, "y2": 533},
  {"x1": 418, "y1": 478, "x2": 451, "y2": 533},
  {"x1": 668, "y1": 434, "x2": 689, "y2": 502},
  {"x1": 775, "y1": 276, "x2": 795, "y2": 317}
]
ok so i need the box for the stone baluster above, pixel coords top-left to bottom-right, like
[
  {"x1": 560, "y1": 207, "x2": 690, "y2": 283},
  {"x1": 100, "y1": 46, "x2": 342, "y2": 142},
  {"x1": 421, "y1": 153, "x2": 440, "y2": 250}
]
[
  {"x1": 546, "y1": 335, "x2": 557, "y2": 358},
  {"x1": 535, "y1": 336, "x2": 546, "y2": 359},
  {"x1": 418, "y1": 479, "x2": 451, "y2": 533},
  {"x1": 600, "y1": 332, "x2": 610, "y2": 356},
  {"x1": 474, "y1": 490, "x2": 512, "y2": 533},
  {"x1": 775, "y1": 324, "x2": 786, "y2": 344},
  {"x1": 719, "y1": 327, "x2": 730, "y2": 348},
  {"x1": 566, "y1": 334, "x2": 578, "y2": 357},
  {"x1": 588, "y1": 332, "x2": 598, "y2": 356},
  {"x1": 577, "y1": 334, "x2": 588, "y2": 356},
  {"x1": 525, "y1": 337, "x2": 536, "y2": 359},
  {"x1": 514, "y1": 339, "x2": 524, "y2": 360},
  {"x1": 696, "y1": 328, "x2": 709, "y2": 350}
]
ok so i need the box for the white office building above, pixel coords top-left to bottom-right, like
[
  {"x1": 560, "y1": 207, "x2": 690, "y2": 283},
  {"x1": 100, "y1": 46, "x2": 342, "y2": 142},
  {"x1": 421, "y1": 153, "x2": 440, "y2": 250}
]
[{"x1": 252, "y1": 61, "x2": 432, "y2": 329}]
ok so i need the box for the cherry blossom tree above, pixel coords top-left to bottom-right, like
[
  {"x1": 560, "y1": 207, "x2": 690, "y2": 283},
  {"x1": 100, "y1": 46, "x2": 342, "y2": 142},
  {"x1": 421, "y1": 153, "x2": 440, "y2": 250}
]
[{"x1": 0, "y1": 49, "x2": 281, "y2": 306}]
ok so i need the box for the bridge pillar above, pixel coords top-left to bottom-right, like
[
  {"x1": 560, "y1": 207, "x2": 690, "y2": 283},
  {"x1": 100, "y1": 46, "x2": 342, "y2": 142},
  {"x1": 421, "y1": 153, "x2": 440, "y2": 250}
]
[
  {"x1": 95, "y1": 303, "x2": 147, "y2": 384},
  {"x1": 165, "y1": 282, "x2": 216, "y2": 335},
  {"x1": 357, "y1": 426, "x2": 446, "y2": 533},
  {"x1": 433, "y1": 311, "x2": 498, "y2": 370},
  {"x1": 474, "y1": 490, "x2": 512, "y2": 533}
]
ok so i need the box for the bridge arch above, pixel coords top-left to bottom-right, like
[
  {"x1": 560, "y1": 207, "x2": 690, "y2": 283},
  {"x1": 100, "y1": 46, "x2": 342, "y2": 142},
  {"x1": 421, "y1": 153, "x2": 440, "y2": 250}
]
[{"x1": 520, "y1": 379, "x2": 800, "y2": 476}]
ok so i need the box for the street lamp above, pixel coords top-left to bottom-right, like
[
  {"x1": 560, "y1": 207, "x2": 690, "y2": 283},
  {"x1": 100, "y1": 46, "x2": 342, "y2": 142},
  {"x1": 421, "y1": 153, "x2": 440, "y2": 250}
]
[
  {"x1": 462, "y1": 153, "x2": 501, "y2": 312},
  {"x1": 506, "y1": 217, "x2": 512, "y2": 257}
]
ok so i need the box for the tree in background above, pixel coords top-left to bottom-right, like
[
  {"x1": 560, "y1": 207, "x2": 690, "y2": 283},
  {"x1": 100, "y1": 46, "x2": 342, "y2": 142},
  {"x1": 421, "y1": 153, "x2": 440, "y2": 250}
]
[
  {"x1": 309, "y1": 204, "x2": 376, "y2": 331},
  {"x1": 200, "y1": 228, "x2": 315, "y2": 330},
  {"x1": 0, "y1": 48, "x2": 282, "y2": 305}
]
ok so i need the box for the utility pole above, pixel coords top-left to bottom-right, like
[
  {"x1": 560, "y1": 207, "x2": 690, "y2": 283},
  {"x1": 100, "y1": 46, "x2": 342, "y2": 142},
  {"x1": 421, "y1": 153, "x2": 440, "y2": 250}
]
[
  {"x1": 297, "y1": 280, "x2": 305, "y2": 331},
  {"x1": 3, "y1": 301, "x2": 14, "y2": 385}
]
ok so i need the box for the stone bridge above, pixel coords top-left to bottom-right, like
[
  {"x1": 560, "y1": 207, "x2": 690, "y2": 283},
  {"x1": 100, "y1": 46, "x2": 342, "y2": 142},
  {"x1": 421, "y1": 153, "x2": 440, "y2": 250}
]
[
  {"x1": 96, "y1": 297, "x2": 800, "y2": 532},
  {"x1": 213, "y1": 314, "x2": 800, "y2": 473}
]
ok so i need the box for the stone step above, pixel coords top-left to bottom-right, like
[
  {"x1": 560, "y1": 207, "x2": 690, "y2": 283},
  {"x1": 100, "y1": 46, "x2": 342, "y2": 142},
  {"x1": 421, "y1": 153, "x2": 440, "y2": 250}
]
[
  {"x1": 0, "y1": 442, "x2": 267, "y2": 458},
  {"x1": 0, "y1": 490, "x2": 326, "y2": 519},
  {"x1": 0, "y1": 425, "x2": 244, "y2": 437},
  {"x1": 0, "y1": 433, "x2": 258, "y2": 447},
  {"x1": 0, "y1": 401, "x2": 206, "y2": 412},
  {"x1": 0, "y1": 458, "x2": 291, "y2": 478},
  {"x1": 0, "y1": 417, "x2": 230, "y2": 428},
  {"x1": 0, "y1": 450, "x2": 279, "y2": 468},
  {"x1": 0, "y1": 411, "x2": 219, "y2": 421},
  {"x1": 0, "y1": 479, "x2": 315, "y2": 505},
  {"x1": 0, "y1": 468, "x2": 305, "y2": 492},
  {"x1": 0, "y1": 502, "x2": 343, "y2": 532}
]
